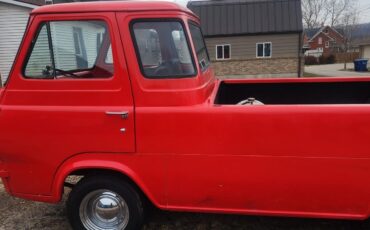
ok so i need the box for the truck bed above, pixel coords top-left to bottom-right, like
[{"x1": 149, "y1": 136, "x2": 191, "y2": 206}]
[{"x1": 215, "y1": 80, "x2": 370, "y2": 105}]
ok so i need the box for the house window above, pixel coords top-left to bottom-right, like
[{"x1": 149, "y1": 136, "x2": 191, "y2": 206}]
[
  {"x1": 318, "y1": 47, "x2": 323, "y2": 52},
  {"x1": 318, "y1": 37, "x2": 323, "y2": 45},
  {"x1": 256, "y1": 42, "x2": 272, "y2": 58},
  {"x1": 216, "y1": 44, "x2": 231, "y2": 60},
  {"x1": 325, "y1": 41, "x2": 330, "y2": 48}
]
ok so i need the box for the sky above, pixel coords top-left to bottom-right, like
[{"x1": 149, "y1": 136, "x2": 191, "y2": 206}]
[
  {"x1": 169, "y1": 0, "x2": 370, "y2": 24},
  {"x1": 358, "y1": 0, "x2": 370, "y2": 23}
]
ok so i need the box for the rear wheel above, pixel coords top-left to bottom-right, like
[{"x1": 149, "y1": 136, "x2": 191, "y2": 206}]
[{"x1": 67, "y1": 175, "x2": 144, "y2": 230}]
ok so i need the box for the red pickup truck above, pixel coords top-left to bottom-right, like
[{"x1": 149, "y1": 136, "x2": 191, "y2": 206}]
[{"x1": 1, "y1": 1, "x2": 370, "y2": 229}]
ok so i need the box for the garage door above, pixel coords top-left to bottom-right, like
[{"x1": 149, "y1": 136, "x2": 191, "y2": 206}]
[{"x1": 0, "y1": 3, "x2": 32, "y2": 84}]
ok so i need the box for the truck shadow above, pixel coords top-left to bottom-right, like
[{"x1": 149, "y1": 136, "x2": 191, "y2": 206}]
[
  {"x1": 143, "y1": 208, "x2": 370, "y2": 230},
  {"x1": 1, "y1": 184, "x2": 369, "y2": 230}
]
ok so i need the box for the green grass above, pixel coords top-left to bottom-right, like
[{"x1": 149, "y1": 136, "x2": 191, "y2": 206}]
[{"x1": 303, "y1": 72, "x2": 322, "y2": 77}]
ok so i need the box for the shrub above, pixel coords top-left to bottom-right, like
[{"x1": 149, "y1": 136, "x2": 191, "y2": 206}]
[
  {"x1": 305, "y1": 56, "x2": 319, "y2": 65},
  {"x1": 326, "y1": 55, "x2": 336, "y2": 64}
]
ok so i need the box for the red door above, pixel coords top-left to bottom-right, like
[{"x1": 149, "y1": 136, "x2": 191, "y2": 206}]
[{"x1": 0, "y1": 13, "x2": 135, "y2": 195}]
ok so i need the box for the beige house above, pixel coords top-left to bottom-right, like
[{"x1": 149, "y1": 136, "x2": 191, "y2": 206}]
[
  {"x1": 359, "y1": 42, "x2": 370, "y2": 68},
  {"x1": 188, "y1": 0, "x2": 303, "y2": 78}
]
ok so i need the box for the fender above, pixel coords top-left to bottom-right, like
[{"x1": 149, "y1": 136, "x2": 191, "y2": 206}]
[{"x1": 49, "y1": 153, "x2": 163, "y2": 208}]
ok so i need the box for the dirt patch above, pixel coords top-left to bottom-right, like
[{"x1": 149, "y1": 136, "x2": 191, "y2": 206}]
[{"x1": 1, "y1": 181, "x2": 369, "y2": 230}]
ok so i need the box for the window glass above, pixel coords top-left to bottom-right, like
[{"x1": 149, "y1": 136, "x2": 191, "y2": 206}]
[
  {"x1": 25, "y1": 25, "x2": 53, "y2": 78},
  {"x1": 264, "y1": 43, "x2": 271, "y2": 57},
  {"x1": 24, "y1": 20, "x2": 113, "y2": 79},
  {"x1": 224, "y1": 45, "x2": 230, "y2": 59},
  {"x1": 105, "y1": 45, "x2": 113, "y2": 64},
  {"x1": 257, "y1": 43, "x2": 264, "y2": 57},
  {"x1": 217, "y1": 45, "x2": 223, "y2": 59},
  {"x1": 172, "y1": 31, "x2": 192, "y2": 64},
  {"x1": 132, "y1": 21, "x2": 196, "y2": 79},
  {"x1": 189, "y1": 23, "x2": 210, "y2": 71}
]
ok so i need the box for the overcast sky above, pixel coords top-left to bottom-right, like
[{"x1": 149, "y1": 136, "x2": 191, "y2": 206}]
[
  {"x1": 171, "y1": 0, "x2": 370, "y2": 24},
  {"x1": 357, "y1": 0, "x2": 370, "y2": 23}
]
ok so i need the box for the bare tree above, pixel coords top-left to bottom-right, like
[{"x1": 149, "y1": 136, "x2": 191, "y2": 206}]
[
  {"x1": 302, "y1": 0, "x2": 328, "y2": 29},
  {"x1": 326, "y1": 0, "x2": 351, "y2": 27},
  {"x1": 302, "y1": 0, "x2": 357, "y2": 28},
  {"x1": 339, "y1": 6, "x2": 359, "y2": 70}
]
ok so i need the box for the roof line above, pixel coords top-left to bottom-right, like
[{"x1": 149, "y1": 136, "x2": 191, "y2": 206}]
[
  {"x1": 308, "y1": 26, "x2": 344, "y2": 42},
  {"x1": 204, "y1": 30, "x2": 302, "y2": 38},
  {"x1": 0, "y1": 0, "x2": 38, "y2": 8}
]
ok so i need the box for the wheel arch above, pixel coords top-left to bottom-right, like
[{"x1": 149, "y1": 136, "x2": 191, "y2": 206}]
[{"x1": 50, "y1": 153, "x2": 161, "y2": 209}]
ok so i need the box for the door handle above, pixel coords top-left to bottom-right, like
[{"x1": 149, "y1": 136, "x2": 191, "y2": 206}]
[{"x1": 106, "y1": 111, "x2": 129, "y2": 119}]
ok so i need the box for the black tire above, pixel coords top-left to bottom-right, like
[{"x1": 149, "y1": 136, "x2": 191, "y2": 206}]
[{"x1": 67, "y1": 175, "x2": 144, "y2": 230}]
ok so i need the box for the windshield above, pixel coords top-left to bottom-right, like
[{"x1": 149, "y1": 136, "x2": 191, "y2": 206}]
[{"x1": 131, "y1": 20, "x2": 196, "y2": 79}]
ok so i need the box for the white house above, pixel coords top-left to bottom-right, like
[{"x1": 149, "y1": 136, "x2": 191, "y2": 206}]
[{"x1": 0, "y1": 0, "x2": 43, "y2": 84}]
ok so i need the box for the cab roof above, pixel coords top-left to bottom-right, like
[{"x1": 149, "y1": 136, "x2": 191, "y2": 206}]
[{"x1": 31, "y1": 1, "x2": 195, "y2": 15}]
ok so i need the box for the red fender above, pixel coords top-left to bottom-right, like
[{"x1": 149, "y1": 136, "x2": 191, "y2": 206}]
[{"x1": 48, "y1": 153, "x2": 162, "y2": 208}]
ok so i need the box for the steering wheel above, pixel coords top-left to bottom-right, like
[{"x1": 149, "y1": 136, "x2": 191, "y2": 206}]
[
  {"x1": 43, "y1": 65, "x2": 80, "y2": 78},
  {"x1": 153, "y1": 59, "x2": 182, "y2": 76},
  {"x1": 54, "y1": 68, "x2": 80, "y2": 78},
  {"x1": 154, "y1": 61, "x2": 171, "y2": 76}
]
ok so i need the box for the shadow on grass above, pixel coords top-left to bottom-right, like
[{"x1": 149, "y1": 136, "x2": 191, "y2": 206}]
[{"x1": 143, "y1": 208, "x2": 370, "y2": 230}]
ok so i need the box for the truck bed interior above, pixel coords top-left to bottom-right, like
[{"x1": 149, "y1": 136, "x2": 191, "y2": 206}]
[{"x1": 215, "y1": 81, "x2": 370, "y2": 105}]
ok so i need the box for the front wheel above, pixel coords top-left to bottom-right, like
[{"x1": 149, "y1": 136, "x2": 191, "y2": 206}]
[{"x1": 67, "y1": 175, "x2": 144, "y2": 230}]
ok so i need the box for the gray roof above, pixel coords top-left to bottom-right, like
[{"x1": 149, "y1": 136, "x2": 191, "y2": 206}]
[
  {"x1": 187, "y1": 0, "x2": 303, "y2": 37},
  {"x1": 304, "y1": 28, "x2": 321, "y2": 39}
]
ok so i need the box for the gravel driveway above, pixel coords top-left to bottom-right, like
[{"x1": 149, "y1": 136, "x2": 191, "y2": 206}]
[{"x1": 1, "y1": 181, "x2": 370, "y2": 230}]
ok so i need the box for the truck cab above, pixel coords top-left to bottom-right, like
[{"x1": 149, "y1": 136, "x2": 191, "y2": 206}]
[
  {"x1": 2, "y1": 1, "x2": 370, "y2": 230},
  {"x1": 0, "y1": 2, "x2": 215, "y2": 229}
]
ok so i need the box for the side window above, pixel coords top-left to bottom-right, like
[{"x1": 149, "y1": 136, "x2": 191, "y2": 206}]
[
  {"x1": 25, "y1": 24, "x2": 53, "y2": 78},
  {"x1": 24, "y1": 20, "x2": 113, "y2": 79},
  {"x1": 132, "y1": 20, "x2": 196, "y2": 79},
  {"x1": 216, "y1": 44, "x2": 231, "y2": 60},
  {"x1": 189, "y1": 22, "x2": 210, "y2": 71}
]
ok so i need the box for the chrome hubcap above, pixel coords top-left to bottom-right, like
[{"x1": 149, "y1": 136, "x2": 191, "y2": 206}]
[{"x1": 80, "y1": 190, "x2": 129, "y2": 230}]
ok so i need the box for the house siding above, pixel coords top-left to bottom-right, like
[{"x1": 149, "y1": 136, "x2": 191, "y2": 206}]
[
  {"x1": 205, "y1": 33, "x2": 301, "y2": 77},
  {"x1": 0, "y1": 2, "x2": 31, "y2": 83},
  {"x1": 205, "y1": 33, "x2": 300, "y2": 60},
  {"x1": 360, "y1": 45, "x2": 370, "y2": 68}
]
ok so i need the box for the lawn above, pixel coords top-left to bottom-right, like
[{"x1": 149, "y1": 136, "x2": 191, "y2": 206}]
[{"x1": 303, "y1": 72, "x2": 323, "y2": 77}]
